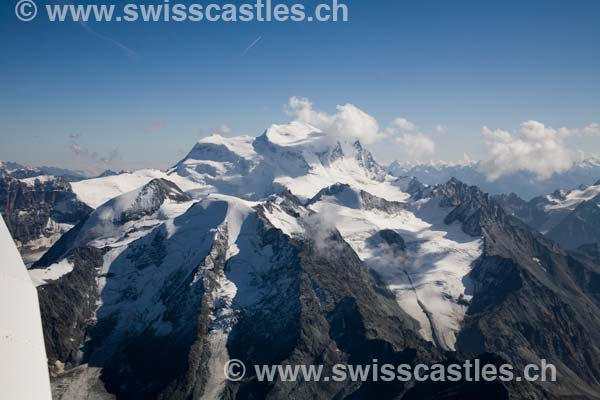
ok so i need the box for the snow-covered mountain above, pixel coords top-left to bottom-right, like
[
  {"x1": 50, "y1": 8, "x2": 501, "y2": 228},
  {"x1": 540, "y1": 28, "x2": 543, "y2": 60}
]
[
  {"x1": 24, "y1": 122, "x2": 600, "y2": 399},
  {"x1": 67, "y1": 122, "x2": 389, "y2": 209},
  {"x1": 169, "y1": 121, "x2": 388, "y2": 201},
  {"x1": 388, "y1": 158, "x2": 600, "y2": 200}
]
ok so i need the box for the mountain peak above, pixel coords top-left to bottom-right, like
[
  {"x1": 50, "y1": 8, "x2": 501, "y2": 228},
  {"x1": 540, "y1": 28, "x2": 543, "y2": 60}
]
[
  {"x1": 188, "y1": 134, "x2": 257, "y2": 161},
  {"x1": 352, "y1": 140, "x2": 386, "y2": 181},
  {"x1": 114, "y1": 178, "x2": 190, "y2": 224},
  {"x1": 262, "y1": 121, "x2": 329, "y2": 149}
]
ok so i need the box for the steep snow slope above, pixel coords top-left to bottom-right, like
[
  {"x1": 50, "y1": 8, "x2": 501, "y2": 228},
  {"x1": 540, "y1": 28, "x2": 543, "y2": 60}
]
[{"x1": 0, "y1": 216, "x2": 52, "y2": 399}]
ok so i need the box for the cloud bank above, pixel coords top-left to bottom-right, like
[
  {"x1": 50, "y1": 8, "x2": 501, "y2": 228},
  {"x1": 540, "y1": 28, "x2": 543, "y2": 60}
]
[
  {"x1": 479, "y1": 120, "x2": 579, "y2": 181},
  {"x1": 286, "y1": 97, "x2": 437, "y2": 161},
  {"x1": 287, "y1": 97, "x2": 381, "y2": 144},
  {"x1": 286, "y1": 97, "x2": 598, "y2": 180}
]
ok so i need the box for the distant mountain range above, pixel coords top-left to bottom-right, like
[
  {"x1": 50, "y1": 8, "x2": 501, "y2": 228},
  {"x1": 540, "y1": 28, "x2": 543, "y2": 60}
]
[
  {"x1": 3, "y1": 123, "x2": 600, "y2": 399},
  {"x1": 0, "y1": 161, "x2": 90, "y2": 182},
  {"x1": 387, "y1": 159, "x2": 600, "y2": 200}
]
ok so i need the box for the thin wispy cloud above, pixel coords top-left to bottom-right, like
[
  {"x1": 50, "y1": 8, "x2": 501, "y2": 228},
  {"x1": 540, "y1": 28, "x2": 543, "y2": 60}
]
[
  {"x1": 199, "y1": 124, "x2": 233, "y2": 137},
  {"x1": 144, "y1": 120, "x2": 166, "y2": 134},
  {"x1": 67, "y1": 135, "x2": 120, "y2": 167},
  {"x1": 241, "y1": 36, "x2": 262, "y2": 56},
  {"x1": 55, "y1": 0, "x2": 137, "y2": 57},
  {"x1": 80, "y1": 22, "x2": 138, "y2": 58}
]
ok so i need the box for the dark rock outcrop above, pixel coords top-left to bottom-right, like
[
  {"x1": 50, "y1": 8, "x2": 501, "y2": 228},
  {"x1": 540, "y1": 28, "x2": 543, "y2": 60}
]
[
  {"x1": 118, "y1": 178, "x2": 191, "y2": 224},
  {"x1": 0, "y1": 175, "x2": 92, "y2": 264}
]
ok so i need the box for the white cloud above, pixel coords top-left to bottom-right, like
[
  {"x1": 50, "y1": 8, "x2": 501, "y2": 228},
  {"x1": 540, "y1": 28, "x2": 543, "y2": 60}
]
[
  {"x1": 434, "y1": 124, "x2": 447, "y2": 134},
  {"x1": 287, "y1": 97, "x2": 381, "y2": 144},
  {"x1": 395, "y1": 133, "x2": 436, "y2": 160},
  {"x1": 79, "y1": 22, "x2": 137, "y2": 58},
  {"x1": 392, "y1": 117, "x2": 416, "y2": 132},
  {"x1": 481, "y1": 126, "x2": 512, "y2": 142},
  {"x1": 199, "y1": 124, "x2": 233, "y2": 136},
  {"x1": 384, "y1": 117, "x2": 435, "y2": 161},
  {"x1": 583, "y1": 123, "x2": 600, "y2": 136},
  {"x1": 67, "y1": 136, "x2": 120, "y2": 167},
  {"x1": 286, "y1": 97, "x2": 436, "y2": 161},
  {"x1": 68, "y1": 142, "x2": 88, "y2": 156},
  {"x1": 215, "y1": 124, "x2": 232, "y2": 135},
  {"x1": 479, "y1": 120, "x2": 578, "y2": 181}
]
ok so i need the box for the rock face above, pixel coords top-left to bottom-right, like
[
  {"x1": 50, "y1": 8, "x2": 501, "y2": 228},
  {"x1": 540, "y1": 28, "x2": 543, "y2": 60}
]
[
  {"x1": 117, "y1": 178, "x2": 191, "y2": 223},
  {"x1": 366, "y1": 229, "x2": 406, "y2": 254},
  {"x1": 492, "y1": 192, "x2": 553, "y2": 231},
  {"x1": 0, "y1": 216, "x2": 52, "y2": 399},
  {"x1": 0, "y1": 175, "x2": 92, "y2": 265}
]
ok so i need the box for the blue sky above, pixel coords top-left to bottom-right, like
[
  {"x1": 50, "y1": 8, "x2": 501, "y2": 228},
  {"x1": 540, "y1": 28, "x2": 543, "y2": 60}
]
[{"x1": 1, "y1": 0, "x2": 599, "y2": 172}]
